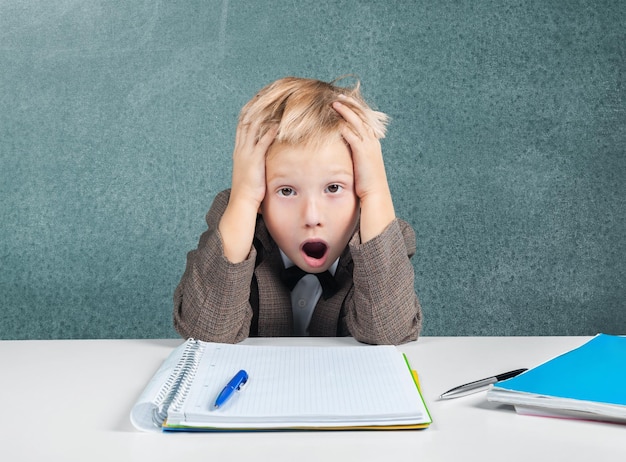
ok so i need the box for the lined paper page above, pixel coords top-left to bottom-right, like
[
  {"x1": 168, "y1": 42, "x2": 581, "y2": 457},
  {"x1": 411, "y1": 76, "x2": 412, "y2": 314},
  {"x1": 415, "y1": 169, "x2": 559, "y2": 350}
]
[{"x1": 170, "y1": 343, "x2": 428, "y2": 427}]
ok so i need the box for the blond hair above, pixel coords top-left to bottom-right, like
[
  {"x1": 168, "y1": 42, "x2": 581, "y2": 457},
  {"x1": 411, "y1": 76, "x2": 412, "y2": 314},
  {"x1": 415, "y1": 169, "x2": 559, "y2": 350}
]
[{"x1": 239, "y1": 76, "x2": 388, "y2": 147}]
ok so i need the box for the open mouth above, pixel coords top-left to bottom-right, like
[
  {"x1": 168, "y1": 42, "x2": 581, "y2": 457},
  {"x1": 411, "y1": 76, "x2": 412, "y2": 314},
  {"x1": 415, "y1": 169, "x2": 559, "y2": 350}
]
[{"x1": 302, "y1": 241, "x2": 328, "y2": 260}]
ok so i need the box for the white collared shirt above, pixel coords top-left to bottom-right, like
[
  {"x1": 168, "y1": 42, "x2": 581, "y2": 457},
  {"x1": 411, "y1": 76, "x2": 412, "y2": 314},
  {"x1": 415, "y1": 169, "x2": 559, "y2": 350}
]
[{"x1": 279, "y1": 250, "x2": 339, "y2": 336}]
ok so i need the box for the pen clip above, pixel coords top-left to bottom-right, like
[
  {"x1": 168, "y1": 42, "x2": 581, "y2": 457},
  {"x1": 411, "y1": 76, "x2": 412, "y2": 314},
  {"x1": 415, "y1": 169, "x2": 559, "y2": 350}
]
[
  {"x1": 213, "y1": 370, "x2": 249, "y2": 409},
  {"x1": 235, "y1": 371, "x2": 248, "y2": 390}
]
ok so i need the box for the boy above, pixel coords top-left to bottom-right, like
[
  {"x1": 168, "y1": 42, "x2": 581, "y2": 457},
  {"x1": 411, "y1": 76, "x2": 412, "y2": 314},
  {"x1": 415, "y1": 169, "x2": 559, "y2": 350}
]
[{"x1": 174, "y1": 77, "x2": 421, "y2": 345}]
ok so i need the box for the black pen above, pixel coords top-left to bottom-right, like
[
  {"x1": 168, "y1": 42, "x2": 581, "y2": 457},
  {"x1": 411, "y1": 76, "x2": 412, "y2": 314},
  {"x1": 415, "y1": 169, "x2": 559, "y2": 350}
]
[{"x1": 438, "y1": 368, "x2": 527, "y2": 400}]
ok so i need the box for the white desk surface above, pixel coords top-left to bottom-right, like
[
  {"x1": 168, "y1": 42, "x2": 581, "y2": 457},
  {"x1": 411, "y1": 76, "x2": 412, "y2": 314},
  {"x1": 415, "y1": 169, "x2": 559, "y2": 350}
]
[{"x1": 0, "y1": 336, "x2": 623, "y2": 461}]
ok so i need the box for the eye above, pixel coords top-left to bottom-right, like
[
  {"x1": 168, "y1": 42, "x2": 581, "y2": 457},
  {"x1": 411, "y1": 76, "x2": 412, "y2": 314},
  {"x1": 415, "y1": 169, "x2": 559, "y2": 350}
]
[
  {"x1": 325, "y1": 184, "x2": 343, "y2": 194},
  {"x1": 277, "y1": 187, "x2": 295, "y2": 197}
]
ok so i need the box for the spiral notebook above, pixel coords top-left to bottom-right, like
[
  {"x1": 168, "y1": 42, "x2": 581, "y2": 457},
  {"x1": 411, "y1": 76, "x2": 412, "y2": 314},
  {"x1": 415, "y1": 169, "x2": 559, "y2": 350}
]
[{"x1": 130, "y1": 339, "x2": 431, "y2": 432}]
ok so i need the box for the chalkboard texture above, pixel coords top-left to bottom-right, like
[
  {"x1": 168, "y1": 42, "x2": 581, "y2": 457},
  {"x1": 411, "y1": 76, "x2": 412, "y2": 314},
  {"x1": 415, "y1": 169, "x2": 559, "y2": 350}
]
[{"x1": 1, "y1": 1, "x2": 624, "y2": 338}]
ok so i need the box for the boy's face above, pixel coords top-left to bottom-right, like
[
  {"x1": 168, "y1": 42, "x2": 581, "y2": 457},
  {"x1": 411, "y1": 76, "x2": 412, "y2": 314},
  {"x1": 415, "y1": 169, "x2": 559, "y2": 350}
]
[{"x1": 261, "y1": 137, "x2": 359, "y2": 273}]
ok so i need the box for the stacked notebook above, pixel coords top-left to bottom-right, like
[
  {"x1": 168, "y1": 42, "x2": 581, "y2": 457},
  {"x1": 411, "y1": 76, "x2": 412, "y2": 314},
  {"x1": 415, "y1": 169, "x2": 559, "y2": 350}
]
[
  {"x1": 487, "y1": 334, "x2": 626, "y2": 424},
  {"x1": 130, "y1": 339, "x2": 432, "y2": 432}
]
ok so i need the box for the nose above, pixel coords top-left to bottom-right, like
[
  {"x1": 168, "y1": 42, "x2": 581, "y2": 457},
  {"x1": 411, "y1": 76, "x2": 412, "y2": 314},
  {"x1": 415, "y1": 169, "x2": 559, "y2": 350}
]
[{"x1": 302, "y1": 196, "x2": 321, "y2": 227}]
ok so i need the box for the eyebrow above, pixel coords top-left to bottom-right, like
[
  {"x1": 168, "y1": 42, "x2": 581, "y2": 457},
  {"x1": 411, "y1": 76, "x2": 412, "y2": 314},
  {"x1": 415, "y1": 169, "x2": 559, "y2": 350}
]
[{"x1": 267, "y1": 167, "x2": 353, "y2": 184}]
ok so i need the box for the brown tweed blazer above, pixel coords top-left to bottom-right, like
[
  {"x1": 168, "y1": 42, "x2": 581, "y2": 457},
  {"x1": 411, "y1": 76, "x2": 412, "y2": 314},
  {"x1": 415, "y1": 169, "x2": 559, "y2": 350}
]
[{"x1": 173, "y1": 190, "x2": 422, "y2": 345}]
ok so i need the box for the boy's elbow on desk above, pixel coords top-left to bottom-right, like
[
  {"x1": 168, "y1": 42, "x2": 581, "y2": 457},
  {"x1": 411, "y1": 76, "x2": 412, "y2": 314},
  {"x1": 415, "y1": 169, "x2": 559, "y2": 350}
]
[{"x1": 350, "y1": 307, "x2": 421, "y2": 346}]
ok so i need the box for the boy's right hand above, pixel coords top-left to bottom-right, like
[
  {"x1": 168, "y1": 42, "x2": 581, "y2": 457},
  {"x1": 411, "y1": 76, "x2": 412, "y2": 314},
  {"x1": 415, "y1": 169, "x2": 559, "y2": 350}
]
[
  {"x1": 218, "y1": 119, "x2": 277, "y2": 263},
  {"x1": 230, "y1": 119, "x2": 278, "y2": 208}
]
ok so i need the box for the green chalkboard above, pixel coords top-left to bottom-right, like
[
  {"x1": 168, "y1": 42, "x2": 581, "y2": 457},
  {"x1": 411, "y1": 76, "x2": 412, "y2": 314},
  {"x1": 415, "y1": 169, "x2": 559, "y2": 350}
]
[{"x1": 1, "y1": 0, "x2": 624, "y2": 339}]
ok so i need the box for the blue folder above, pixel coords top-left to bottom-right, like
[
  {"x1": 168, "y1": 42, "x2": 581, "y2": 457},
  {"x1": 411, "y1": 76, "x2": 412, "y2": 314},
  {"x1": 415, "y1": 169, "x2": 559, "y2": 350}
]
[
  {"x1": 497, "y1": 334, "x2": 626, "y2": 405},
  {"x1": 487, "y1": 334, "x2": 626, "y2": 422}
]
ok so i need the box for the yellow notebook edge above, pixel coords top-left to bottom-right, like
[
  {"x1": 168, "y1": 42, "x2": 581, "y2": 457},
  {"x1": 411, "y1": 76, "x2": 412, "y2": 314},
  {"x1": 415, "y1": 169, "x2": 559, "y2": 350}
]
[
  {"x1": 162, "y1": 421, "x2": 431, "y2": 431},
  {"x1": 403, "y1": 353, "x2": 433, "y2": 427}
]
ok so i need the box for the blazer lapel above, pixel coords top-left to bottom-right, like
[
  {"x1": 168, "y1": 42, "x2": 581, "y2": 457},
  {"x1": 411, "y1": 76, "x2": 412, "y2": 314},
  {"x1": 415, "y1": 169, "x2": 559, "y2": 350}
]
[{"x1": 254, "y1": 243, "x2": 294, "y2": 337}]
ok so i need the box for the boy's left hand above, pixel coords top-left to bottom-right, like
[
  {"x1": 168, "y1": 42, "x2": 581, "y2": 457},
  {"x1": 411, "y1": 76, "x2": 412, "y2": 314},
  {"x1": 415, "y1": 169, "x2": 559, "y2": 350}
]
[{"x1": 332, "y1": 97, "x2": 396, "y2": 242}]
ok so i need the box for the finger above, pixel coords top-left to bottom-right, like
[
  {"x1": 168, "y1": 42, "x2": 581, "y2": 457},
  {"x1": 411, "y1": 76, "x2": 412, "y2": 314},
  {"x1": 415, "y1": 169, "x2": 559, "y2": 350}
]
[
  {"x1": 332, "y1": 101, "x2": 372, "y2": 141},
  {"x1": 332, "y1": 100, "x2": 359, "y2": 124},
  {"x1": 255, "y1": 125, "x2": 278, "y2": 152},
  {"x1": 339, "y1": 123, "x2": 362, "y2": 148},
  {"x1": 234, "y1": 119, "x2": 254, "y2": 151}
]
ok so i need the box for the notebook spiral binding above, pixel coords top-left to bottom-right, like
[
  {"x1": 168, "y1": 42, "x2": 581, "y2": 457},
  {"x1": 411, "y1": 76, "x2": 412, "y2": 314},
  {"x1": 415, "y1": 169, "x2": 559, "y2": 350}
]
[{"x1": 152, "y1": 338, "x2": 205, "y2": 427}]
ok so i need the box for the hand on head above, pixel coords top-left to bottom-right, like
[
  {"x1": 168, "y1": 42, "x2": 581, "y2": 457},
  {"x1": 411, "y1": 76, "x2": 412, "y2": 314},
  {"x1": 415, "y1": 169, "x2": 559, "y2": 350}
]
[
  {"x1": 230, "y1": 118, "x2": 278, "y2": 209},
  {"x1": 332, "y1": 95, "x2": 388, "y2": 203},
  {"x1": 332, "y1": 95, "x2": 396, "y2": 243},
  {"x1": 219, "y1": 120, "x2": 277, "y2": 264}
]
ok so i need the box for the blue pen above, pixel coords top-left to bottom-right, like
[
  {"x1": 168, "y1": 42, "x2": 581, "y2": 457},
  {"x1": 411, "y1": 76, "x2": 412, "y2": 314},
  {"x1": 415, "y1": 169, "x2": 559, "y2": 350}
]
[{"x1": 214, "y1": 370, "x2": 249, "y2": 409}]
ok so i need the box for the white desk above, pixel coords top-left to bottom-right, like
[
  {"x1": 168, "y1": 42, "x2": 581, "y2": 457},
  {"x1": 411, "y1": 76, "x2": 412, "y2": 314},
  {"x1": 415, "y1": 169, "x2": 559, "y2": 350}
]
[{"x1": 1, "y1": 337, "x2": 623, "y2": 461}]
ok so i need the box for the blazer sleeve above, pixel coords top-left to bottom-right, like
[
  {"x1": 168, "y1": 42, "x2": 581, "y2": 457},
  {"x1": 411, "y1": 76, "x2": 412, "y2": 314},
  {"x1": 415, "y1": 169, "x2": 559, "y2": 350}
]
[
  {"x1": 173, "y1": 190, "x2": 255, "y2": 343},
  {"x1": 344, "y1": 218, "x2": 422, "y2": 345}
]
